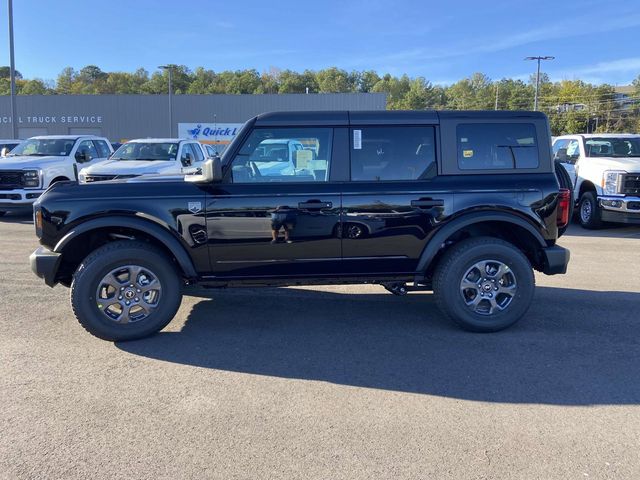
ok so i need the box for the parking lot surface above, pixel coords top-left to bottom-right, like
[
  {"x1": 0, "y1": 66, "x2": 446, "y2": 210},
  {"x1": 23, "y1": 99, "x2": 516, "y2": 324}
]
[{"x1": 1, "y1": 214, "x2": 639, "y2": 479}]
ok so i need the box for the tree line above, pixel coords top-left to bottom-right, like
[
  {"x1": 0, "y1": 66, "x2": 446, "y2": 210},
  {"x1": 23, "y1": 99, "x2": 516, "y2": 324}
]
[{"x1": 1, "y1": 65, "x2": 639, "y2": 135}]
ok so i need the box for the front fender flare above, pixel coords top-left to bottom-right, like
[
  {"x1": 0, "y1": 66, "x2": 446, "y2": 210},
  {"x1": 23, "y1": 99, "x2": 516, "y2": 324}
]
[{"x1": 54, "y1": 215, "x2": 198, "y2": 278}]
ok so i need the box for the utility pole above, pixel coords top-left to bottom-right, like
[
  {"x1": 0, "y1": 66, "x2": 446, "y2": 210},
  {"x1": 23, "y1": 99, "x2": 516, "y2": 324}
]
[
  {"x1": 524, "y1": 56, "x2": 554, "y2": 111},
  {"x1": 494, "y1": 84, "x2": 499, "y2": 110},
  {"x1": 158, "y1": 65, "x2": 176, "y2": 137},
  {"x1": 8, "y1": 0, "x2": 18, "y2": 138}
]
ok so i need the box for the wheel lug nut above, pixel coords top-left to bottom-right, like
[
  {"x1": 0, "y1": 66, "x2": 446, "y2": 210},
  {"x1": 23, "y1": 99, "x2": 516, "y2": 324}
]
[
  {"x1": 118, "y1": 296, "x2": 122, "y2": 300},
  {"x1": 136, "y1": 289, "x2": 141, "y2": 293},
  {"x1": 125, "y1": 301, "x2": 130, "y2": 305},
  {"x1": 135, "y1": 297, "x2": 139, "y2": 302},
  {"x1": 129, "y1": 284, "x2": 134, "y2": 288}
]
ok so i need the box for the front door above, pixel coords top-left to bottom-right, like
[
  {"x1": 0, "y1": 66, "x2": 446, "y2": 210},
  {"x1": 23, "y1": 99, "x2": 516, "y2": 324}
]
[
  {"x1": 204, "y1": 126, "x2": 342, "y2": 278},
  {"x1": 341, "y1": 124, "x2": 453, "y2": 275}
]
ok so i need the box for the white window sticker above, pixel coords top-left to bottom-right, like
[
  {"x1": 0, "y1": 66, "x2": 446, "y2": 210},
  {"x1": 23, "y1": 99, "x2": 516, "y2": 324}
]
[{"x1": 353, "y1": 129, "x2": 362, "y2": 150}]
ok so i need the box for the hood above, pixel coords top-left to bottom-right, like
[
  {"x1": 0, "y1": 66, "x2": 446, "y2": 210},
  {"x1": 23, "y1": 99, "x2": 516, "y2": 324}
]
[
  {"x1": 81, "y1": 159, "x2": 180, "y2": 175},
  {"x1": 588, "y1": 156, "x2": 640, "y2": 172},
  {"x1": 0, "y1": 155, "x2": 64, "y2": 169}
]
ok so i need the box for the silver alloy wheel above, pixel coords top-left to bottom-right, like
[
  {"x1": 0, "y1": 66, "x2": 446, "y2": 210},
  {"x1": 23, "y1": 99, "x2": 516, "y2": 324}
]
[
  {"x1": 95, "y1": 265, "x2": 162, "y2": 324},
  {"x1": 459, "y1": 259, "x2": 517, "y2": 316},
  {"x1": 580, "y1": 198, "x2": 592, "y2": 223}
]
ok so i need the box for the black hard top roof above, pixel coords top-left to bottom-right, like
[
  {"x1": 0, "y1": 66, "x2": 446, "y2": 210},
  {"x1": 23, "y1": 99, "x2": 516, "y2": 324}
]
[{"x1": 254, "y1": 110, "x2": 546, "y2": 126}]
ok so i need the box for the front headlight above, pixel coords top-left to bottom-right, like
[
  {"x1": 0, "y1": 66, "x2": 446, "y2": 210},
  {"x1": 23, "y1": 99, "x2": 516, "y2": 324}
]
[
  {"x1": 22, "y1": 170, "x2": 41, "y2": 188},
  {"x1": 78, "y1": 172, "x2": 86, "y2": 183},
  {"x1": 602, "y1": 171, "x2": 625, "y2": 195}
]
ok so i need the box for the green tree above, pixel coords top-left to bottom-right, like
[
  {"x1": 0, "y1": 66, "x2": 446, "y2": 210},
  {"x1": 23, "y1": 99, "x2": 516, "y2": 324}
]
[
  {"x1": 0, "y1": 66, "x2": 22, "y2": 79},
  {"x1": 316, "y1": 67, "x2": 353, "y2": 93}
]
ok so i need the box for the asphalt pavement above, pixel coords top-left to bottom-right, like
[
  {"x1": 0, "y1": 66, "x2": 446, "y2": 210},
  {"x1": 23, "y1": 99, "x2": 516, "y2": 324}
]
[{"x1": 1, "y1": 213, "x2": 639, "y2": 479}]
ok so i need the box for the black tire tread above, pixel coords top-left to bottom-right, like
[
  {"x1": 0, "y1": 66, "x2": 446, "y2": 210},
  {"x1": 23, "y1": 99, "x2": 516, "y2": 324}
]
[
  {"x1": 70, "y1": 240, "x2": 182, "y2": 341},
  {"x1": 433, "y1": 236, "x2": 535, "y2": 332}
]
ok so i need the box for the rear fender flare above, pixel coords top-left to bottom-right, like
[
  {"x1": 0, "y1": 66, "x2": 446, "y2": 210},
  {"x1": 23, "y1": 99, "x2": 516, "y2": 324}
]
[{"x1": 415, "y1": 211, "x2": 547, "y2": 276}]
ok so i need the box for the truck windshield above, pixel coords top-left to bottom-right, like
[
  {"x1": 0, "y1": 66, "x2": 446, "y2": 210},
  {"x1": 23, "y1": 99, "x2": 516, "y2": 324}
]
[
  {"x1": 585, "y1": 137, "x2": 640, "y2": 157},
  {"x1": 111, "y1": 142, "x2": 179, "y2": 161},
  {"x1": 9, "y1": 138, "x2": 76, "y2": 157}
]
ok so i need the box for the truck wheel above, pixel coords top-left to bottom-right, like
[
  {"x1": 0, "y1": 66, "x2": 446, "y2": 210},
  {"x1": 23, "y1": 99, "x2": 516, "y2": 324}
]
[
  {"x1": 70, "y1": 241, "x2": 183, "y2": 341},
  {"x1": 433, "y1": 237, "x2": 535, "y2": 333},
  {"x1": 578, "y1": 191, "x2": 603, "y2": 229}
]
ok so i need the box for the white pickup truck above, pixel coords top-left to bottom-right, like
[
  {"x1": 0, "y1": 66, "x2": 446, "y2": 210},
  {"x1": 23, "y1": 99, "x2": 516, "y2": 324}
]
[
  {"x1": 552, "y1": 134, "x2": 640, "y2": 228},
  {"x1": 0, "y1": 135, "x2": 112, "y2": 216}
]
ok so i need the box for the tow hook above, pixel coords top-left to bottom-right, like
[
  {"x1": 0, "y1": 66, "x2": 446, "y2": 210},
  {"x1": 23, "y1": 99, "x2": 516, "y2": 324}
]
[{"x1": 383, "y1": 282, "x2": 408, "y2": 296}]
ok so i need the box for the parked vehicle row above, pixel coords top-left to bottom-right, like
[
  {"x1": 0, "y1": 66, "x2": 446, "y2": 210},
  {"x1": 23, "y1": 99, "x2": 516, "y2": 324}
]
[{"x1": 0, "y1": 135, "x2": 216, "y2": 215}]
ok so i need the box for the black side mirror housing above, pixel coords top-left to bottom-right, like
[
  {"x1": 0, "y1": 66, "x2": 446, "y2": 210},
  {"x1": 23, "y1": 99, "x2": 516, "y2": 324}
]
[
  {"x1": 75, "y1": 151, "x2": 88, "y2": 163},
  {"x1": 182, "y1": 152, "x2": 193, "y2": 167}
]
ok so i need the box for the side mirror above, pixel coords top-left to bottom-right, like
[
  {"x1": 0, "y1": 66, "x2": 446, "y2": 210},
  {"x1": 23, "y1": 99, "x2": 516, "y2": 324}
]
[
  {"x1": 185, "y1": 157, "x2": 222, "y2": 184},
  {"x1": 75, "y1": 151, "x2": 89, "y2": 163},
  {"x1": 182, "y1": 152, "x2": 193, "y2": 167}
]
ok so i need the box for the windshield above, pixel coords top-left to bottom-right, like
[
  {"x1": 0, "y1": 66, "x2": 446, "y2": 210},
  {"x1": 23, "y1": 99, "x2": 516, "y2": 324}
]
[
  {"x1": 9, "y1": 138, "x2": 76, "y2": 157},
  {"x1": 585, "y1": 137, "x2": 640, "y2": 158},
  {"x1": 111, "y1": 142, "x2": 179, "y2": 161}
]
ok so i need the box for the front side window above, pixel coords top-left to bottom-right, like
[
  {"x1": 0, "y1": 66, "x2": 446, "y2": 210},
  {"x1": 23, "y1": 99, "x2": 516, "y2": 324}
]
[
  {"x1": 230, "y1": 128, "x2": 332, "y2": 183},
  {"x1": 457, "y1": 123, "x2": 539, "y2": 170},
  {"x1": 350, "y1": 126, "x2": 436, "y2": 181},
  {"x1": 76, "y1": 140, "x2": 99, "y2": 161},
  {"x1": 94, "y1": 140, "x2": 111, "y2": 158},
  {"x1": 190, "y1": 143, "x2": 205, "y2": 162},
  {"x1": 565, "y1": 140, "x2": 580, "y2": 159},
  {"x1": 112, "y1": 142, "x2": 179, "y2": 161}
]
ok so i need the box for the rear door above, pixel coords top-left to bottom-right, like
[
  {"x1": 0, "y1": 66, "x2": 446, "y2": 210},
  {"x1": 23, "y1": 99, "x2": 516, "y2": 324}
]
[
  {"x1": 204, "y1": 126, "x2": 344, "y2": 278},
  {"x1": 341, "y1": 120, "x2": 453, "y2": 275}
]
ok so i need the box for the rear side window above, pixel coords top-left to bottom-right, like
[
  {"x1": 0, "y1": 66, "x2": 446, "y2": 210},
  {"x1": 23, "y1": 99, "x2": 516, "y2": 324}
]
[
  {"x1": 457, "y1": 123, "x2": 538, "y2": 170},
  {"x1": 350, "y1": 126, "x2": 436, "y2": 181}
]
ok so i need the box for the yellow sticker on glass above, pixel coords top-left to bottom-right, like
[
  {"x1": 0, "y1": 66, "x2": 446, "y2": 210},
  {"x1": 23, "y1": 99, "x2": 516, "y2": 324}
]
[{"x1": 463, "y1": 149, "x2": 474, "y2": 158}]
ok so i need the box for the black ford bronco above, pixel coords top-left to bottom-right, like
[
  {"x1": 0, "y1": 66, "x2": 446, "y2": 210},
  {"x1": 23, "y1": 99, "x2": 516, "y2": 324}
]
[{"x1": 30, "y1": 111, "x2": 570, "y2": 341}]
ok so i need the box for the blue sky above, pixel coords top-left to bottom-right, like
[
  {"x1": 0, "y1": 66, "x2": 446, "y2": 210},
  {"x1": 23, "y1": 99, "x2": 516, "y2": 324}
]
[{"x1": 2, "y1": 0, "x2": 639, "y2": 86}]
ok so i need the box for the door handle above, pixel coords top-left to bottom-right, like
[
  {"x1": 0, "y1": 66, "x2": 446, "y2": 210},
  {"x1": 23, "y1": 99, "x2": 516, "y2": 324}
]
[
  {"x1": 298, "y1": 201, "x2": 333, "y2": 210},
  {"x1": 411, "y1": 199, "x2": 444, "y2": 208}
]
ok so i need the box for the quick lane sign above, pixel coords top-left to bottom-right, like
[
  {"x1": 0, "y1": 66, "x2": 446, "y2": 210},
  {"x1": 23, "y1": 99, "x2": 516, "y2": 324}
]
[{"x1": 178, "y1": 123, "x2": 243, "y2": 145}]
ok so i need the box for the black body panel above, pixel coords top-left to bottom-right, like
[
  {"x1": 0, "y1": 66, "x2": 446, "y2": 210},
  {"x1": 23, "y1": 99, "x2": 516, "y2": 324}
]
[{"x1": 31, "y1": 110, "x2": 568, "y2": 288}]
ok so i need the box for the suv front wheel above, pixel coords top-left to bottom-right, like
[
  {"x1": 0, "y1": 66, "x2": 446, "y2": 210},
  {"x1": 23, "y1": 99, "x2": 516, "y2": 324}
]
[
  {"x1": 70, "y1": 240, "x2": 183, "y2": 341},
  {"x1": 433, "y1": 237, "x2": 535, "y2": 332}
]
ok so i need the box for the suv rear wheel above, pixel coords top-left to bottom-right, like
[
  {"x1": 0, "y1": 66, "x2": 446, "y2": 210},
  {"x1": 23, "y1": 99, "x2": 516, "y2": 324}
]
[
  {"x1": 433, "y1": 237, "x2": 535, "y2": 332},
  {"x1": 578, "y1": 191, "x2": 603, "y2": 229},
  {"x1": 70, "y1": 241, "x2": 183, "y2": 341}
]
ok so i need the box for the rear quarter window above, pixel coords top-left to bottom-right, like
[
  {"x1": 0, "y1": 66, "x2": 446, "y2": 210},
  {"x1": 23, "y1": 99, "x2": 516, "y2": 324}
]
[{"x1": 457, "y1": 123, "x2": 538, "y2": 170}]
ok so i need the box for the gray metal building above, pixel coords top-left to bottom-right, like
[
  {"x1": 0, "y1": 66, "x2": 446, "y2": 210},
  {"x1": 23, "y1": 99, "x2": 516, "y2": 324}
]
[{"x1": 0, "y1": 93, "x2": 386, "y2": 141}]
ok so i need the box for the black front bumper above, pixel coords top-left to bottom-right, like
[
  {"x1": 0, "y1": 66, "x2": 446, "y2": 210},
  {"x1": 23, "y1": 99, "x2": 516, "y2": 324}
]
[
  {"x1": 541, "y1": 245, "x2": 570, "y2": 275},
  {"x1": 30, "y1": 246, "x2": 62, "y2": 287},
  {"x1": 601, "y1": 210, "x2": 640, "y2": 225}
]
